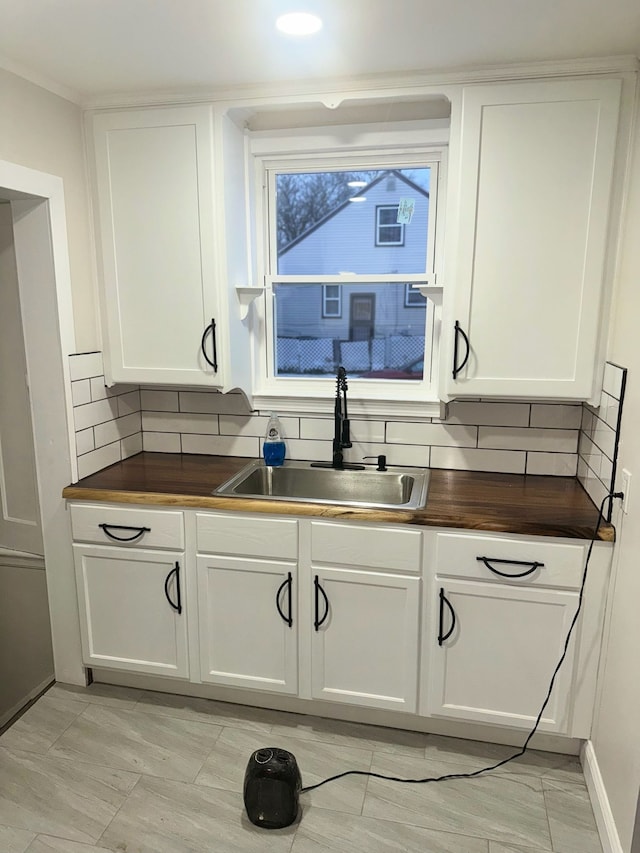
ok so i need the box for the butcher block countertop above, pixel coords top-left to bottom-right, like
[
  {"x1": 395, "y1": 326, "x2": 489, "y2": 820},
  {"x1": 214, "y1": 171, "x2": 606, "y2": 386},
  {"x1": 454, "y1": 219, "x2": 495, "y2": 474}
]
[{"x1": 62, "y1": 452, "x2": 614, "y2": 542}]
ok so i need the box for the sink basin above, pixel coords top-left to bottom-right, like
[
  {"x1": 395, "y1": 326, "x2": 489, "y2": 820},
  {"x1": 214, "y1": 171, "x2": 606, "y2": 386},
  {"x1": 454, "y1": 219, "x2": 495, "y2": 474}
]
[{"x1": 214, "y1": 460, "x2": 430, "y2": 510}]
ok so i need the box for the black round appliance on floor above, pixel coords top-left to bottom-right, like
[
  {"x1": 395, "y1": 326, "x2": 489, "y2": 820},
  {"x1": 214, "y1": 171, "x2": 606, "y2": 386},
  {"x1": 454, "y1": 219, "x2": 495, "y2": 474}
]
[{"x1": 243, "y1": 747, "x2": 301, "y2": 829}]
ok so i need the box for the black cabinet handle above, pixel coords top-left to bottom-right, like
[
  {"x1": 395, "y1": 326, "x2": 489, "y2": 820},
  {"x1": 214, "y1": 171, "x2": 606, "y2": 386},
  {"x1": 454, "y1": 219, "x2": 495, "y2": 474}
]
[
  {"x1": 276, "y1": 572, "x2": 293, "y2": 628},
  {"x1": 200, "y1": 318, "x2": 218, "y2": 372},
  {"x1": 438, "y1": 587, "x2": 456, "y2": 646},
  {"x1": 164, "y1": 562, "x2": 182, "y2": 614},
  {"x1": 476, "y1": 556, "x2": 544, "y2": 578},
  {"x1": 98, "y1": 523, "x2": 150, "y2": 542},
  {"x1": 314, "y1": 575, "x2": 329, "y2": 632},
  {"x1": 452, "y1": 320, "x2": 470, "y2": 379}
]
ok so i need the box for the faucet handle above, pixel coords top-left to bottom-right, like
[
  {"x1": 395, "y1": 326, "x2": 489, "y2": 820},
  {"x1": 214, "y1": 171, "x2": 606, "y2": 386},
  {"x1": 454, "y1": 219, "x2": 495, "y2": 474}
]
[{"x1": 363, "y1": 454, "x2": 387, "y2": 472}]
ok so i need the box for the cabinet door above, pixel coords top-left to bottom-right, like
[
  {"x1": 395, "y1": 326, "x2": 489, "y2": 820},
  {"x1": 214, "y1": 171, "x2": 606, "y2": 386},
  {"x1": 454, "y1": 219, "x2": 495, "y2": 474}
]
[
  {"x1": 311, "y1": 567, "x2": 420, "y2": 712},
  {"x1": 425, "y1": 578, "x2": 578, "y2": 732},
  {"x1": 444, "y1": 78, "x2": 621, "y2": 400},
  {"x1": 73, "y1": 544, "x2": 189, "y2": 678},
  {"x1": 197, "y1": 555, "x2": 298, "y2": 694},
  {"x1": 91, "y1": 106, "x2": 221, "y2": 387}
]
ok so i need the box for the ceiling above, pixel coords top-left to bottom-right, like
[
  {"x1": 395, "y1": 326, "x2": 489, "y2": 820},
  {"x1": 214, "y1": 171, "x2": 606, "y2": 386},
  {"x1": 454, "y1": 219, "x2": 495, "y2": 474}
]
[{"x1": 1, "y1": 0, "x2": 639, "y2": 104}]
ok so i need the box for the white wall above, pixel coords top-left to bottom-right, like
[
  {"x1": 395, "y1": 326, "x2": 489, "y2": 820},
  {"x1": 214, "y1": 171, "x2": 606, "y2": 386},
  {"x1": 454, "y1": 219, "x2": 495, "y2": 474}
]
[
  {"x1": 591, "y1": 101, "x2": 640, "y2": 851},
  {"x1": 0, "y1": 67, "x2": 98, "y2": 350}
]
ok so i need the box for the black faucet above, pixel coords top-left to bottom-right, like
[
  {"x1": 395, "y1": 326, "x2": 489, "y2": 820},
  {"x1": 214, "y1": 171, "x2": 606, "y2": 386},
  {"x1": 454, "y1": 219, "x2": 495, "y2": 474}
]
[{"x1": 311, "y1": 366, "x2": 365, "y2": 470}]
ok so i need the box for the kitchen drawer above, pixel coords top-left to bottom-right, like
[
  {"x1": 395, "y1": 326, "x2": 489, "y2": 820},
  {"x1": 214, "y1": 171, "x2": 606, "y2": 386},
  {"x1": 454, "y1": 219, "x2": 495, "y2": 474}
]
[
  {"x1": 70, "y1": 503, "x2": 184, "y2": 551},
  {"x1": 311, "y1": 521, "x2": 422, "y2": 573},
  {"x1": 196, "y1": 512, "x2": 298, "y2": 560},
  {"x1": 434, "y1": 532, "x2": 586, "y2": 589}
]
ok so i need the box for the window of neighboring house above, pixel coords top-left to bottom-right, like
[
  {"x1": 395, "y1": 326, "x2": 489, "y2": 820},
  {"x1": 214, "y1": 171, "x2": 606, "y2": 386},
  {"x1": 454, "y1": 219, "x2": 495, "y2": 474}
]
[
  {"x1": 376, "y1": 205, "x2": 404, "y2": 246},
  {"x1": 322, "y1": 284, "x2": 342, "y2": 318},
  {"x1": 249, "y1": 124, "x2": 447, "y2": 413}
]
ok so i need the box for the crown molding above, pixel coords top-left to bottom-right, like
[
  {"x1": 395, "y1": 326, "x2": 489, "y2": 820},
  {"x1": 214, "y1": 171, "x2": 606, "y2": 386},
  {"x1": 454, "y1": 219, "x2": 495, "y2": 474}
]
[
  {"x1": 0, "y1": 52, "x2": 82, "y2": 105},
  {"x1": 82, "y1": 54, "x2": 639, "y2": 111}
]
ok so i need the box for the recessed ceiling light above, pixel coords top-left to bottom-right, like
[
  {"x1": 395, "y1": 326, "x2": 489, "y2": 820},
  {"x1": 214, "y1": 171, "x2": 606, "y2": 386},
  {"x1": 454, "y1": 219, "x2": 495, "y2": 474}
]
[
  {"x1": 348, "y1": 196, "x2": 367, "y2": 203},
  {"x1": 347, "y1": 180, "x2": 367, "y2": 188},
  {"x1": 276, "y1": 12, "x2": 323, "y2": 36}
]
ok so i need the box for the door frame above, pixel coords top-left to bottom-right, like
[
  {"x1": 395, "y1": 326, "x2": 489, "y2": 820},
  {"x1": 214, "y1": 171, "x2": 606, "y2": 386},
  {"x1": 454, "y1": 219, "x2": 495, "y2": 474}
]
[{"x1": 0, "y1": 159, "x2": 85, "y2": 684}]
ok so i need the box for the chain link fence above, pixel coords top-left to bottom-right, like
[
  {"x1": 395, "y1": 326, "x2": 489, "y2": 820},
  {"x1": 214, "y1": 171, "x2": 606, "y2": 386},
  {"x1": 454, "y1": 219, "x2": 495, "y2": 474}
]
[{"x1": 276, "y1": 335, "x2": 424, "y2": 376}]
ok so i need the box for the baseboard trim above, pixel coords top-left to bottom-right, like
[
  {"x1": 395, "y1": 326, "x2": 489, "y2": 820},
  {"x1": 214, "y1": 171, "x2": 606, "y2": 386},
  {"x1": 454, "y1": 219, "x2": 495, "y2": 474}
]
[
  {"x1": 0, "y1": 674, "x2": 54, "y2": 730},
  {"x1": 582, "y1": 740, "x2": 624, "y2": 853}
]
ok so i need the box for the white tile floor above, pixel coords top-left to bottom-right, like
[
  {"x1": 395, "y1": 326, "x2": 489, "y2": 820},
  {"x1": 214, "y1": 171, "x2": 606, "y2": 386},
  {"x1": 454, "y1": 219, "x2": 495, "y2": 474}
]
[{"x1": 0, "y1": 682, "x2": 602, "y2": 852}]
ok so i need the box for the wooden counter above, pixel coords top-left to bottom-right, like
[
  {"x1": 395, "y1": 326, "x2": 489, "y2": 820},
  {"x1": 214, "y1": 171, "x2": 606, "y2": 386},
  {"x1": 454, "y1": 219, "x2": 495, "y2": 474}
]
[{"x1": 62, "y1": 452, "x2": 614, "y2": 542}]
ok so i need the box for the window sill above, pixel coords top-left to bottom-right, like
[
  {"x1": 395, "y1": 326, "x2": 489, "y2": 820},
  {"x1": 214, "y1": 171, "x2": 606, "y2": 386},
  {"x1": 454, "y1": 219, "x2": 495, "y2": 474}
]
[{"x1": 251, "y1": 393, "x2": 445, "y2": 420}]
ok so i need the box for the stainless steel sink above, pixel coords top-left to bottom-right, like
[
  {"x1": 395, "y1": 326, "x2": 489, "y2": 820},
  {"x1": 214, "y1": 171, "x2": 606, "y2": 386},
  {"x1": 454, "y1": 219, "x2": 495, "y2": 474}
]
[{"x1": 214, "y1": 460, "x2": 430, "y2": 510}]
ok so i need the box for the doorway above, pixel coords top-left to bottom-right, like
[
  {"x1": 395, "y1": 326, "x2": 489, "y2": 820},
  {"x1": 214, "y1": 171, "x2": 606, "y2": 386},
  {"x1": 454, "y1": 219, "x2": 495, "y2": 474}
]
[{"x1": 349, "y1": 293, "x2": 375, "y2": 341}]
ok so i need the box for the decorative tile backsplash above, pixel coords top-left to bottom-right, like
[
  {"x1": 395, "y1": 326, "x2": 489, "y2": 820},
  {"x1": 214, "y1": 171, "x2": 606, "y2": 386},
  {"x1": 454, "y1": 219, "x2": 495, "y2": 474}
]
[
  {"x1": 578, "y1": 360, "x2": 627, "y2": 519},
  {"x1": 68, "y1": 352, "x2": 593, "y2": 483}
]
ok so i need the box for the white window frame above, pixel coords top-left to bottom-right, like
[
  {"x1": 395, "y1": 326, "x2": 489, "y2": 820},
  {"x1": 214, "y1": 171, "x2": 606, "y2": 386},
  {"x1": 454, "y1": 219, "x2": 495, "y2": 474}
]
[
  {"x1": 248, "y1": 121, "x2": 448, "y2": 417},
  {"x1": 322, "y1": 284, "x2": 342, "y2": 318},
  {"x1": 376, "y1": 204, "x2": 404, "y2": 246}
]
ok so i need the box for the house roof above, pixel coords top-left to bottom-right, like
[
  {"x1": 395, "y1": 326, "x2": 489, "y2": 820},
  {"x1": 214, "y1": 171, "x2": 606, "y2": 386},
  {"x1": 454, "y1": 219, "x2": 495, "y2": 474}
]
[{"x1": 278, "y1": 169, "x2": 429, "y2": 256}]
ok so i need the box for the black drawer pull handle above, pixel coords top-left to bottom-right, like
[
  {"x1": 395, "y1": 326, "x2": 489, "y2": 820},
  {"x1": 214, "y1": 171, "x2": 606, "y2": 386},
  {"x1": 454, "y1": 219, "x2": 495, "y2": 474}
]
[
  {"x1": 276, "y1": 572, "x2": 293, "y2": 628},
  {"x1": 99, "y1": 523, "x2": 150, "y2": 542},
  {"x1": 200, "y1": 318, "x2": 218, "y2": 372},
  {"x1": 164, "y1": 562, "x2": 182, "y2": 614},
  {"x1": 476, "y1": 556, "x2": 544, "y2": 578},
  {"x1": 314, "y1": 575, "x2": 329, "y2": 632},
  {"x1": 438, "y1": 587, "x2": 456, "y2": 646},
  {"x1": 452, "y1": 320, "x2": 470, "y2": 379}
]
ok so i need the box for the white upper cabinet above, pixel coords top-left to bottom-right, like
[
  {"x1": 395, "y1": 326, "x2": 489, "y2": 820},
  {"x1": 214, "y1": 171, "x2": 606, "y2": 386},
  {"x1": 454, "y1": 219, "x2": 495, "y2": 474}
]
[
  {"x1": 441, "y1": 78, "x2": 622, "y2": 401},
  {"x1": 90, "y1": 105, "x2": 252, "y2": 392}
]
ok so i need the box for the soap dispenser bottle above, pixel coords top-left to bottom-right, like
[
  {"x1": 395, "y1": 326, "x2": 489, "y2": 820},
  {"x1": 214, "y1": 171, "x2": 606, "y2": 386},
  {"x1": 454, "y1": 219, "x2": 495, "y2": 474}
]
[{"x1": 263, "y1": 413, "x2": 286, "y2": 467}]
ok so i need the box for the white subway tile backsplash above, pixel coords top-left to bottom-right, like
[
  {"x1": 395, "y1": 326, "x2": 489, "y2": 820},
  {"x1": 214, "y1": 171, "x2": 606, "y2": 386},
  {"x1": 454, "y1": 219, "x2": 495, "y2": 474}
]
[
  {"x1": 445, "y1": 401, "x2": 530, "y2": 427},
  {"x1": 69, "y1": 352, "x2": 104, "y2": 381},
  {"x1": 117, "y1": 390, "x2": 142, "y2": 417},
  {"x1": 603, "y1": 362, "x2": 625, "y2": 400},
  {"x1": 90, "y1": 377, "x2": 138, "y2": 401},
  {"x1": 142, "y1": 411, "x2": 219, "y2": 435},
  {"x1": 141, "y1": 389, "x2": 180, "y2": 412},
  {"x1": 530, "y1": 404, "x2": 582, "y2": 429},
  {"x1": 75, "y1": 427, "x2": 95, "y2": 456},
  {"x1": 591, "y1": 418, "x2": 616, "y2": 460},
  {"x1": 73, "y1": 397, "x2": 119, "y2": 431},
  {"x1": 431, "y1": 447, "x2": 526, "y2": 474},
  {"x1": 526, "y1": 452, "x2": 578, "y2": 476},
  {"x1": 121, "y1": 433, "x2": 143, "y2": 459},
  {"x1": 478, "y1": 427, "x2": 578, "y2": 453},
  {"x1": 299, "y1": 417, "x2": 333, "y2": 441},
  {"x1": 299, "y1": 417, "x2": 385, "y2": 443},
  {"x1": 181, "y1": 434, "x2": 259, "y2": 457},
  {"x1": 387, "y1": 422, "x2": 478, "y2": 448},
  {"x1": 71, "y1": 379, "x2": 91, "y2": 406},
  {"x1": 578, "y1": 459, "x2": 610, "y2": 511},
  {"x1": 76, "y1": 441, "x2": 120, "y2": 480},
  {"x1": 598, "y1": 391, "x2": 620, "y2": 430},
  {"x1": 283, "y1": 438, "x2": 331, "y2": 463},
  {"x1": 94, "y1": 413, "x2": 142, "y2": 449},
  {"x1": 579, "y1": 433, "x2": 603, "y2": 477},
  {"x1": 220, "y1": 414, "x2": 300, "y2": 439},
  {"x1": 143, "y1": 432, "x2": 181, "y2": 453},
  {"x1": 179, "y1": 390, "x2": 252, "y2": 416},
  {"x1": 353, "y1": 441, "x2": 430, "y2": 468}
]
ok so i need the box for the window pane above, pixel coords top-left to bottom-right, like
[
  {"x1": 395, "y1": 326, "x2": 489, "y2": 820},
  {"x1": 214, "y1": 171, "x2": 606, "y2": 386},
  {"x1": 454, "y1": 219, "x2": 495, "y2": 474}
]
[
  {"x1": 276, "y1": 168, "x2": 430, "y2": 275},
  {"x1": 274, "y1": 283, "x2": 426, "y2": 380}
]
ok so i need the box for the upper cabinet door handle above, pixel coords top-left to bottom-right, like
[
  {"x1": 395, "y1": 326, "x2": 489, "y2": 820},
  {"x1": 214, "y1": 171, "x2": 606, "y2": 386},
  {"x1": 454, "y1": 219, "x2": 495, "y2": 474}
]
[
  {"x1": 476, "y1": 556, "x2": 544, "y2": 578},
  {"x1": 98, "y1": 523, "x2": 150, "y2": 542},
  {"x1": 452, "y1": 320, "x2": 470, "y2": 379},
  {"x1": 200, "y1": 319, "x2": 218, "y2": 372}
]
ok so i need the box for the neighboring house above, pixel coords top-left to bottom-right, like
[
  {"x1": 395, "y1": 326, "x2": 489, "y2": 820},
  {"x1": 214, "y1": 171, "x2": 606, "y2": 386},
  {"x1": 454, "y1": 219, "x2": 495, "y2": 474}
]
[{"x1": 276, "y1": 170, "x2": 429, "y2": 349}]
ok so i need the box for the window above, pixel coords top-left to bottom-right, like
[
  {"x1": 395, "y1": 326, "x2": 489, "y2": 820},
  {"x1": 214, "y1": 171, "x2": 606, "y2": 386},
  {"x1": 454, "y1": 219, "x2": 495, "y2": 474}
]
[
  {"x1": 250, "y1": 123, "x2": 446, "y2": 412},
  {"x1": 322, "y1": 284, "x2": 342, "y2": 318},
  {"x1": 376, "y1": 205, "x2": 404, "y2": 246}
]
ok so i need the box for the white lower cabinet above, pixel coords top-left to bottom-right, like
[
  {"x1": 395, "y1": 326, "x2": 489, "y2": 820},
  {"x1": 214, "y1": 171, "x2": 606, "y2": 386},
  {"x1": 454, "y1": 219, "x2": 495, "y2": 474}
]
[
  {"x1": 196, "y1": 554, "x2": 298, "y2": 694},
  {"x1": 311, "y1": 567, "x2": 420, "y2": 713},
  {"x1": 73, "y1": 544, "x2": 189, "y2": 678},
  {"x1": 68, "y1": 503, "x2": 610, "y2": 738},
  {"x1": 425, "y1": 578, "x2": 578, "y2": 732}
]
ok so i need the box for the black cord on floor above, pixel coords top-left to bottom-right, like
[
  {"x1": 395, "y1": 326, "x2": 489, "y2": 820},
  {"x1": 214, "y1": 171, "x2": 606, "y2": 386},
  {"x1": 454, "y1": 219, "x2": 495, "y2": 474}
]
[{"x1": 301, "y1": 492, "x2": 618, "y2": 794}]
